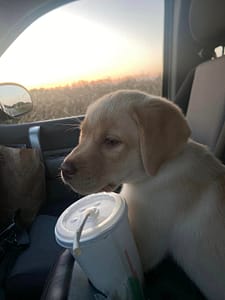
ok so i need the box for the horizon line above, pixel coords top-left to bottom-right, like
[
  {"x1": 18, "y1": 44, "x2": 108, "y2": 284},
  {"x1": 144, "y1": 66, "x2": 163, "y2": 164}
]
[{"x1": 28, "y1": 72, "x2": 162, "y2": 90}]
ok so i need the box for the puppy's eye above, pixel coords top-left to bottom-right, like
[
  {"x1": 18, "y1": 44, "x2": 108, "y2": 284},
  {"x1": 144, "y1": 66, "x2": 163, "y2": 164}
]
[{"x1": 103, "y1": 137, "x2": 121, "y2": 147}]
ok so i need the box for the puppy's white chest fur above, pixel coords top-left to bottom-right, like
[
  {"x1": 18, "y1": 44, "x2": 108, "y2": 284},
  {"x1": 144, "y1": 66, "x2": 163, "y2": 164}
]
[{"x1": 121, "y1": 169, "x2": 186, "y2": 271}]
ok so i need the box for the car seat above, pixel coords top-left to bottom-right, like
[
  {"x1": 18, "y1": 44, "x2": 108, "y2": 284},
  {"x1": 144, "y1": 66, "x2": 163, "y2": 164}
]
[{"x1": 175, "y1": 0, "x2": 225, "y2": 161}]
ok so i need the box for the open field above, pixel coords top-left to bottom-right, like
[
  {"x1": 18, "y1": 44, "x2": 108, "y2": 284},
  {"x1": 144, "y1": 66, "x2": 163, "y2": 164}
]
[{"x1": 11, "y1": 75, "x2": 162, "y2": 123}]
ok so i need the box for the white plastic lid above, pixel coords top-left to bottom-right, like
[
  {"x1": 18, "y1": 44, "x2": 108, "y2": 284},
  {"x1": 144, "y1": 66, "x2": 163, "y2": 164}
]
[{"x1": 55, "y1": 192, "x2": 126, "y2": 248}]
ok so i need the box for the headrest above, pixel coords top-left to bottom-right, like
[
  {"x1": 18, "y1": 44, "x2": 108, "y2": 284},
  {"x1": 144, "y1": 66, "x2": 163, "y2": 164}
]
[{"x1": 189, "y1": 0, "x2": 225, "y2": 48}]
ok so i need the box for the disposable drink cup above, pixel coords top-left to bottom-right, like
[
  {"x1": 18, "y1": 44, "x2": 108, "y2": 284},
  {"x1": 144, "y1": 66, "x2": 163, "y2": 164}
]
[{"x1": 55, "y1": 192, "x2": 144, "y2": 299}]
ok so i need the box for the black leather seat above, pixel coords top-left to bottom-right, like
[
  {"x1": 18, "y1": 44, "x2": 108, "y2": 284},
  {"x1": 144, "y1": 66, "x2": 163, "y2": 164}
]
[
  {"x1": 5, "y1": 215, "x2": 63, "y2": 300},
  {"x1": 4, "y1": 196, "x2": 76, "y2": 300}
]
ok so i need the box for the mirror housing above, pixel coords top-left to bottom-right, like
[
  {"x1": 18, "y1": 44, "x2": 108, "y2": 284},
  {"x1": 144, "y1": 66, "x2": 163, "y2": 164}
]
[{"x1": 0, "y1": 83, "x2": 32, "y2": 120}]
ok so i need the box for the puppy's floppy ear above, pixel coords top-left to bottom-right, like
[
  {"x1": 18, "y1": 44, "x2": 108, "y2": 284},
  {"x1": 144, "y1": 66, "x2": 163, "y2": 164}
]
[{"x1": 133, "y1": 97, "x2": 191, "y2": 176}]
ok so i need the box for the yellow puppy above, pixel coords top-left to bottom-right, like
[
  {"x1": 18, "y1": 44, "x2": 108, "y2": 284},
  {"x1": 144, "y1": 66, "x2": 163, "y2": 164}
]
[{"x1": 61, "y1": 90, "x2": 225, "y2": 300}]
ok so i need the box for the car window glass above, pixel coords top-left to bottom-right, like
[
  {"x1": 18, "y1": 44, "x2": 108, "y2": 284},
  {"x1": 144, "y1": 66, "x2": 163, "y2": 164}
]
[{"x1": 0, "y1": 0, "x2": 164, "y2": 123}]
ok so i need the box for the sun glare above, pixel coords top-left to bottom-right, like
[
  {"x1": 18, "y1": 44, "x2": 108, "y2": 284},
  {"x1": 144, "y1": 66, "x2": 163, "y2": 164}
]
[{"x1": 0, "y1": 3, "x2": 162, "y2": 89}]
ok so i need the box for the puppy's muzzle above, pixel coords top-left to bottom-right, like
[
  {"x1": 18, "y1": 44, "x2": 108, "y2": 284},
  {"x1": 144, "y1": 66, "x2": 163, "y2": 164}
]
[{"x1": 61, "y1": 161, "x2": 77, "y2": 181}]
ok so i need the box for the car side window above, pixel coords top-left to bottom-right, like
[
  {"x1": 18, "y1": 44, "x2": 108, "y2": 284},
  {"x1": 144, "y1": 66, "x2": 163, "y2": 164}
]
[{"x1": 0, "y1": 0, "x2": 164, "y2": 123}]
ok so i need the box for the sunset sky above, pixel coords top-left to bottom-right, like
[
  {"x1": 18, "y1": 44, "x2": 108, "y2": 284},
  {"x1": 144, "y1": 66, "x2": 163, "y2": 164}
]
[{"x1": 0, "y1": 0, "x2": 164, "y2": 89}]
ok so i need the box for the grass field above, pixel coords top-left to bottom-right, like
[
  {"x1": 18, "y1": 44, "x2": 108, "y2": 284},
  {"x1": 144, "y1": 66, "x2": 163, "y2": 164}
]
[{"x1": 13, "y1": 75, "x2": 162, "y2": 123}]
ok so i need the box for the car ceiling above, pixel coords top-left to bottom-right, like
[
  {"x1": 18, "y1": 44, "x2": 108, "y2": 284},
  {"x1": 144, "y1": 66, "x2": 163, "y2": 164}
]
[{"x1": 0, "y1": 0, "x2": 76, "y2": 57}]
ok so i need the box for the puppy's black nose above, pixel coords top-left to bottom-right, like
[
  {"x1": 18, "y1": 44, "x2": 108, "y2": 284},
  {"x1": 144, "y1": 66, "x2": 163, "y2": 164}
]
[{"x1": 61, "y1": 161, "x2": 77, "y2": 179}]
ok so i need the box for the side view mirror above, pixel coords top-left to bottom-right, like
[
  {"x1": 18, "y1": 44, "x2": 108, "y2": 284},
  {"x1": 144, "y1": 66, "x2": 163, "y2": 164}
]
[{"x1": 0, "y1": 83, "x2": 32, "y2": 120}]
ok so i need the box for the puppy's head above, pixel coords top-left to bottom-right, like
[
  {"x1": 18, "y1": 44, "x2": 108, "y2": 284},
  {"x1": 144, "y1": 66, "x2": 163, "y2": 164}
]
[{"x1": 61, "y1": 90, "x2": 191, "y2": 194}]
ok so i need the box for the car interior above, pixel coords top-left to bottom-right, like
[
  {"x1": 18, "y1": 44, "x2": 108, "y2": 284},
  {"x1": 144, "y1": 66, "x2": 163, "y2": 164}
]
[{"x1": 0, "y1": 0, "x2": 225, "y2": 299}]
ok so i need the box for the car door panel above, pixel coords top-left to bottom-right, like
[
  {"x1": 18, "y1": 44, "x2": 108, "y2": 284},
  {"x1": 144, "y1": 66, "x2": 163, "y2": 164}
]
[{"x1": 0, "y1": 116, "x2": 83, "y2": 206}]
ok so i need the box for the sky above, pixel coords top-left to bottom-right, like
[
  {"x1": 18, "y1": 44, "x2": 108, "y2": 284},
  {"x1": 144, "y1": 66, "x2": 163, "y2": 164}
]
[{"x1": 0, "y1": 0, "x2": 164, "y2": 89}]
